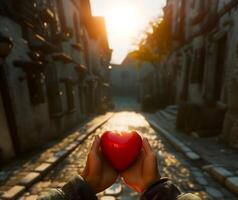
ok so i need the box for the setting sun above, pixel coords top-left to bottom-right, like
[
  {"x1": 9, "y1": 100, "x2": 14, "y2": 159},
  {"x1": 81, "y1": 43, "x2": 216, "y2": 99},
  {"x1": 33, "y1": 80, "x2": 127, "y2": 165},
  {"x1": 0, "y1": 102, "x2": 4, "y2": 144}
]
[
  {"x1": 91, "y1": 0, "x2": 166, "y2": 63},
  {"x1": 104, "y1": 2, "x2": 141, "y2": 37}
]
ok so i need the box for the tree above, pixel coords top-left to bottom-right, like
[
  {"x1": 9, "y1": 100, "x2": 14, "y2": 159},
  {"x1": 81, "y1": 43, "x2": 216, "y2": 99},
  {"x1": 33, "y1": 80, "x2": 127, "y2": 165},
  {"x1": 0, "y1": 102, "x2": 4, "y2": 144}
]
[{"x1": 129, "y1": 17, "x2": 171, "y2": 66}]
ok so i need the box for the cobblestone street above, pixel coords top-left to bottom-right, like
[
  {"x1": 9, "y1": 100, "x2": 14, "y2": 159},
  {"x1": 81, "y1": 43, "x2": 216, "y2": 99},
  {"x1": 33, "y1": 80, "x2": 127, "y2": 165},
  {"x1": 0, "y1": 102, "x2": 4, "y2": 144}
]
[
  {"x1": 2, "y1": 0, "x2": 238, "y2": 199},
  {"x1": 11, "y1": 112, "x2": 237, "y2": 200}
]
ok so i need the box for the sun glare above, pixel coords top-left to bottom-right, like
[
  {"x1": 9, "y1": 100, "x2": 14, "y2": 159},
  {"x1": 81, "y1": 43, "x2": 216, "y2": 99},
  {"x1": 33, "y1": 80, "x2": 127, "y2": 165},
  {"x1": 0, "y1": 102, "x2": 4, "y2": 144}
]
[
  {"x1": 105, "y1": 2, "x2": 141, "y2": 38},
  {"x1": 90, "y1": 0, "x2": 166, "y2": 63}
]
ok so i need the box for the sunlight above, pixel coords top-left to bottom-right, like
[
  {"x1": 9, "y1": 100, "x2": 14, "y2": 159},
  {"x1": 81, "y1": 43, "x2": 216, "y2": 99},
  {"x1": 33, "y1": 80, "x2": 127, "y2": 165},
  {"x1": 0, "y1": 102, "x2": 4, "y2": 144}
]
[
  {"x1": 90, "y1": 0, "x2": 166, "y2": 64},
  {"x1": 104, "y1": 2, "x2": 141, "y2": 37}
]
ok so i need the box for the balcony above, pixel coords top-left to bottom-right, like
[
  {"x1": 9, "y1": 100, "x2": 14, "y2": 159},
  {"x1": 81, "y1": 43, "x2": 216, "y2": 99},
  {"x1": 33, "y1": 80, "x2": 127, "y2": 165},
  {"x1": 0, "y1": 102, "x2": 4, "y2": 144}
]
[
  {"x1": 75, "y1": 63, "x2": 87, "y2": 71},
  {"x1": 71, "y1": 43, "x2": 83, "y2": 51},
  {"x1": 52, "y1": 53, "x2": 74, "y2": 63},
  {"x1": 41, "y1": 8, "x2": 55, "y2": 23},
  {"x1": 29, "y1": 34, "x2": 59, "y2": 54}
]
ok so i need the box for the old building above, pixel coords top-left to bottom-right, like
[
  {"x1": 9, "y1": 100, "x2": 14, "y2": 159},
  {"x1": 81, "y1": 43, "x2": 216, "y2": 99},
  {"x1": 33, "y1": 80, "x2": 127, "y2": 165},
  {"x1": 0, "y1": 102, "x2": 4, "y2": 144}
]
[
  {"x1": 110, "y1": 55, "x2": 158, "y2": 112},
  {"x1": 110, "y1": 56, "x2": 138, "y2": 98},
  {"x1": 84, "y1": 16, "x2": 112, "y2": 114},
  {"x1": 0, "y1": 0, "x2": 112, "y2": 161},
  {"x1": 146, "y1": 0, "x2": 238, "y2": 147}
]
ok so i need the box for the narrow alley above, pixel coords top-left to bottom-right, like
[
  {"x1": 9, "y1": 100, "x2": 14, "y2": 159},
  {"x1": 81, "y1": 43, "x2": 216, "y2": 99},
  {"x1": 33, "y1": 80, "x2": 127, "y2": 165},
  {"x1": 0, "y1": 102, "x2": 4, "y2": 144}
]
[
  {"x1": 1, "y1": 107, "x2": 237, "y2": 200},
  {"x1": 1, "y1": 0, "x2": 238, "y2": 199}
]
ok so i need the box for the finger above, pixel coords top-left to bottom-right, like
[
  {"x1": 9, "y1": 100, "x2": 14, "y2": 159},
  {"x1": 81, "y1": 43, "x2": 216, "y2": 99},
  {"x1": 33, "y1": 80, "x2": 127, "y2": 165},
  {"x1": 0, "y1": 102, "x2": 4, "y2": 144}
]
[
  {"x1": 142, "y1": 138, "x2": 153, "y2": 155},
  {"x1": 91, "y1": 135, "x2": 100, "y2": 154},
  {"x1": 82, "y1": 156, "x2": 89, "y2": 177}
]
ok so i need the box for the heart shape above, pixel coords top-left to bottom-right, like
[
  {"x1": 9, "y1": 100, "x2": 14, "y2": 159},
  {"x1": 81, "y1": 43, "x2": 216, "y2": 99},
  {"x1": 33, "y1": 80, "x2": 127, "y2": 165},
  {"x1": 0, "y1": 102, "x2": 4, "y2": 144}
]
[{"x1": 101, "y1": 130, "x2": 142, "y2": 171}]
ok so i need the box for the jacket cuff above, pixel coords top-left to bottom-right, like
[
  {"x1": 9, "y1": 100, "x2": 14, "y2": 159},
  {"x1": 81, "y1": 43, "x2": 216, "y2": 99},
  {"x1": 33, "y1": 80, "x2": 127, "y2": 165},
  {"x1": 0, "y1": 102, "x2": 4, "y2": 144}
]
[
  {"x1": 61, "y1": 175, "x2": 97, "y2": 200},
  {"x1": 141, "y1": 178, "x2": 181, "y2": 200}
]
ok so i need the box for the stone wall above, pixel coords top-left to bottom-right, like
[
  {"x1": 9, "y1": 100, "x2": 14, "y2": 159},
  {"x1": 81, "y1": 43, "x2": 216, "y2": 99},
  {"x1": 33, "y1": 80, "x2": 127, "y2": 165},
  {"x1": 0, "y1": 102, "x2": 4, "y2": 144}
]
[
  {"x1": 155, "y1": 0, "x2": 238, "y2": 145},
  {"x1": 0, "y1": 0, "x2": 112, "y2": 160}
]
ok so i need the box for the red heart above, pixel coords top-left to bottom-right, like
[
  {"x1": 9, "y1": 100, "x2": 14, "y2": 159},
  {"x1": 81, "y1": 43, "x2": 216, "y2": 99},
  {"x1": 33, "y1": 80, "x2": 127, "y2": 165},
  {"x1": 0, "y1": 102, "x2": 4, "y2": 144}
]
[{"x1": 101, "y1": 130, "x2": 142, "y2": 171}]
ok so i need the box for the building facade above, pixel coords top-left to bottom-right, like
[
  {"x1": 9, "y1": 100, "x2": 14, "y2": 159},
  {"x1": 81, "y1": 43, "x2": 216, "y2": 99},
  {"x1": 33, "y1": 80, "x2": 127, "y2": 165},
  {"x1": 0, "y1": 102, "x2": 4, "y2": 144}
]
[
  {"x1": 0, "y1": 0, "x2": 112, "y2": 161},
  {"x1": 150, "y1": 0, "x2": 238, "y2": 147},
  {"x1": 110, "y1": 57, "x2": 139, "y2": 98}
]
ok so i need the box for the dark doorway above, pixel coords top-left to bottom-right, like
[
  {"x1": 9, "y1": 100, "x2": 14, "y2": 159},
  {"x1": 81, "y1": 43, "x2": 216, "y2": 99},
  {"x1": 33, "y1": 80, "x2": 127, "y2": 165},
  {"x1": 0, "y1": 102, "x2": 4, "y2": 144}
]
[
  {"x1": 214, "y1": 35, "x2": 227, "y2": 101},
  {"x1": 0, "y1": 62, "x2": 20, "y2": 155},
  {"x1": 181, "y1": 54, "x2": 191, "y2": 101}
]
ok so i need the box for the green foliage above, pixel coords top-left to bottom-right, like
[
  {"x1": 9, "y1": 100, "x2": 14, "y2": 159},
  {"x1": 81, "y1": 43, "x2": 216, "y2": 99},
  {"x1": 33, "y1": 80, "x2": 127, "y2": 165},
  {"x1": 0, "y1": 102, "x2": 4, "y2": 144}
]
[{"x1": 129, "y1": 17, "x2": 171, "y2": 63}]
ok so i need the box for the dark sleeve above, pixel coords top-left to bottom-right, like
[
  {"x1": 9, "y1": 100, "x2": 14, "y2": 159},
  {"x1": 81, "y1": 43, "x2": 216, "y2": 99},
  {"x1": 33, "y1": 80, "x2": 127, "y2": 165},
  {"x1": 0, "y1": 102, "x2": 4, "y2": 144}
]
[
  {"x1": 38, "y1": 175, "x2": 97, "y2": 200},
  {"x1": 140, "y1": 178, "x2": 181, "y2": 200}
]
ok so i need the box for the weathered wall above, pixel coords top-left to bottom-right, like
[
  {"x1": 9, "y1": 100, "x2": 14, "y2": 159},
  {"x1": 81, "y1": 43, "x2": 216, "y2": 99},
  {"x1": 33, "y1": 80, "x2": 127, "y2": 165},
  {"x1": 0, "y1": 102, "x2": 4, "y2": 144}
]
[
  {"x1": 0, "y1": 0, "x2": 112, "y2": 160},
  {"x1": 155, "y1": 0, "x2": 238, "y2": 144},
  {"x1": 110, "y1": 64, "x2": 138, "y2": 97},
  {"x1": 0, "y1": 16, "x2": 44, "y2": 151},
  {"x1": 0, "y1": 91, "x2": 15, "y2": 160},
  {"x1": 218, "y1": 3, "x2": 238, "y2": 146}
]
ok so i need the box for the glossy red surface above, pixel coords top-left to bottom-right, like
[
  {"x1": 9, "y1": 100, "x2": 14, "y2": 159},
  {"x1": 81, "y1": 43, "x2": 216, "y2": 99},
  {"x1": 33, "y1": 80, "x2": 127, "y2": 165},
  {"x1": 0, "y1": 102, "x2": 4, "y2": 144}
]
[{"x1": 101, "y1": 130, "x2": 142, "y2": 171}]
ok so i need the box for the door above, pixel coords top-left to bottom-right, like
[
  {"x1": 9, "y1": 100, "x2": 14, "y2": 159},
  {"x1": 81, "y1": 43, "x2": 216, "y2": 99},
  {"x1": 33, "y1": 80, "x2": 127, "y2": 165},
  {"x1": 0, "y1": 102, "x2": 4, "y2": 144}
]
[
  {"x1": 0, "y1": 90, "x2": 15, "y2": 160},
  {"x1": 0, "y1": 62, "x2": 19, "y2": 160},
  {"x1": 214, "y1": 35, "x2": 227, "y2": 101}
]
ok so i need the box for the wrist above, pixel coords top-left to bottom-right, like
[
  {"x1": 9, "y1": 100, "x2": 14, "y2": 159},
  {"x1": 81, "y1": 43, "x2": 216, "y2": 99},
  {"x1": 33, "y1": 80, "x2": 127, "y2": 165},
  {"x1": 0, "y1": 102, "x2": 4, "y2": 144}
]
[
  {"x1": 81, "y1": 173, "x2": 99, "y2": 194},
  {"x1": 62, "y1": 175, "x2": 97, "y2": 199},
  {"x1": 143, "y1": 178, "x2": 161, "y2": 192},
  {"x1": 141, "y1": 178, "x2": 181, "y2": 198},
  {"x1": 141, "y1": 174, "x2": 161, "y2": 192}
]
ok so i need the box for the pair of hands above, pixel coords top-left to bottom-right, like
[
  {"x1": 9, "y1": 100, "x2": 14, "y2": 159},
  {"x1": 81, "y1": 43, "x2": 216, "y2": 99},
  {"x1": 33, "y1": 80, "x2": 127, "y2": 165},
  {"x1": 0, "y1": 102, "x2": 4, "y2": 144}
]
[{"x1": 82, "y1": 136, "x2": 160, "y2": 193}]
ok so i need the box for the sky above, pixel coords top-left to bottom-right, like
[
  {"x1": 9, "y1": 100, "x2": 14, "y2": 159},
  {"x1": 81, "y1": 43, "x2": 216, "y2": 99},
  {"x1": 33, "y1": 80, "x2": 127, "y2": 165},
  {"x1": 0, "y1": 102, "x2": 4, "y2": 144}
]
[{"x1": 90, "y1": 0, "x2": 166, "y2": 64}]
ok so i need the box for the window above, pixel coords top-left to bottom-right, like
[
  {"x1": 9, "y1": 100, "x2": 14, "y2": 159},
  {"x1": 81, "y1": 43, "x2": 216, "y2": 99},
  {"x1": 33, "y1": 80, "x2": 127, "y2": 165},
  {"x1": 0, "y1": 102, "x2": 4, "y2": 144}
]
[
  {"x1": 73, "y1": 13, "x2": 80, "y2": 42},
  {"x1": 56, "y1": 0, "x2": 66, "y2": 31}
]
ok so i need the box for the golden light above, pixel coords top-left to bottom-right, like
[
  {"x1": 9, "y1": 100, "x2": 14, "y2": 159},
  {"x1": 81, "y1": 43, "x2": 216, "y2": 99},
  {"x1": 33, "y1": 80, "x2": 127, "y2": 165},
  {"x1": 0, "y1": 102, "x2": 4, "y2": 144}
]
[{"x1": 105, "y1": 2, "x2": 141, "y2": 38}]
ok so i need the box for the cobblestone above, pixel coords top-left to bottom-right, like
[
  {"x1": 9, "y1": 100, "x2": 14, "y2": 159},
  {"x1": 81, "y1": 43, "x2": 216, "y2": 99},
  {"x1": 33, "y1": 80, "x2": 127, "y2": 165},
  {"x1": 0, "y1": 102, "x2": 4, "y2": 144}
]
[
  {"x1": 205, "y1": 186, "x2": 223, "y2": 198},
  {"x1": 19, "y1": 172, "x2": 41, "y2": 187},
  {"x1": 105, "y1": 183, "x2": 122, "y2": 196},
  {"x1": 225, "y1": 177, "x2": 238, "y2": 195},
  {"x1": 185, "y1": 152, "x2": 200, "y2": 160},
  {"x1": 210, "y1": 167, "x2": 233, "y2": 183},
  {"x1": 148, "y1": 120, "x2": 200, "y2": 161},
  {"x1": 45, "y1": 156, "x2": 61, "y2": 165},
  {"x1": 195, "y1": 177, "x2": 208, "y2": 186},
  {"x1": 1, "y1": 185, "x2": 26, "y2": 199},
  {"x1": 34, "y1": 163, "x2": 53, "y2": 175},
  {"x1": 1, "y1": 112, "x2": 237, "y2": 199},
  {"x1": 18, "y1": 195, "x2": 38, "y2": 200},
  {"x1": 100, "y1": 196, "x2": 116, "y2": 200},
  {"x1": 0, "y1": 113, "x2": 113, "y2": 198},
  {"x1": 0, "y1": 172, "x2": 9, "y2": 183}
]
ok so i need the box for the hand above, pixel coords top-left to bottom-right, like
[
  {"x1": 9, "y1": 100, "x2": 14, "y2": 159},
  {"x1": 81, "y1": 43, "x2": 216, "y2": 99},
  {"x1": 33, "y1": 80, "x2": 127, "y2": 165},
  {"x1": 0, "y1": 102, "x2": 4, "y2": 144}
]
[
  {"x1": 120, "y1": 138, "x2": 160, "y2": 192},
  {"x1": 82, "y1": 136, "x2": 118, "y2": 193}
]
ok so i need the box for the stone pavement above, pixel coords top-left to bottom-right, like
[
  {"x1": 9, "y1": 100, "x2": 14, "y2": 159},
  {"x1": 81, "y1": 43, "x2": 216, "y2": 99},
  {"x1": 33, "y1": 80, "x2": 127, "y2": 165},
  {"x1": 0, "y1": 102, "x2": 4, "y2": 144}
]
[
  {"x1": 0, "y1": 113, "x2": 113, "y2": 199},
  {"x1": 147, "y1": 106, "x2": 238, "y2": 197},
  {"x1": 153, "y1": 106, "x2": 238, "y2": 172},
  {"x1": 1, "y1": 112, "x2": 237, "y2": 199}
]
